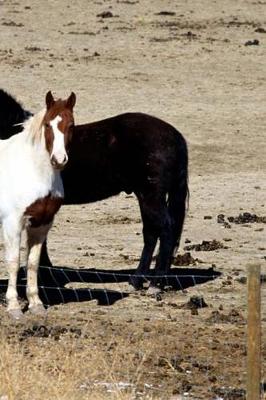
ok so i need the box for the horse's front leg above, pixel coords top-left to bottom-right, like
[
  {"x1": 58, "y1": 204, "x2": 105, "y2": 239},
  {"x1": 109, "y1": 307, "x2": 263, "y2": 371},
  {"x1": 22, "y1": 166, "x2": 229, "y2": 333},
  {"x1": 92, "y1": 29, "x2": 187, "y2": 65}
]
[
  {"x1": 3, "y1": 216, "x2": 23, "y2": 319},
  {"x1": 26, "y1": 224, "x2": 51, "y2": 315}
]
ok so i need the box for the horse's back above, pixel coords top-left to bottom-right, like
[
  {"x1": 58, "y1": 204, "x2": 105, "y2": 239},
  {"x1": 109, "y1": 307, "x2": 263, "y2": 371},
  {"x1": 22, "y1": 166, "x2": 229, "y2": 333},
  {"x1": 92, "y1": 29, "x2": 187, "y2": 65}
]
[
  {"x1": 116, "y1": 113, "x2": 188, "y2": 192},
  {"x1": 95, "y1": 112, "x2": 184, "y2": 140},
  {"x1": 75, "y1": 112, "x2": 186, "y2": 159},
  {"x1": 104, "y1": 112, "x2": 187, "y2": 173},
  {"x1": 113, "y1": 112, "x2": 187, "y2": 156},
  {"x1": 62, "y1": 112, "x2": 187, "y2": 203}
]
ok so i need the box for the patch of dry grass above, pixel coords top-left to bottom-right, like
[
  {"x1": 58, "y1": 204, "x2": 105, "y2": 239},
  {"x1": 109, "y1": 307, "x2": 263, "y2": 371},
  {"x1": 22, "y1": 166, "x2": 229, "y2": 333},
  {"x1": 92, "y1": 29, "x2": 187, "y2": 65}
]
[
  {"x1": 0, "y1": 320, "x2": 155, "y2": 400},
  {"x1": 0, "y1": 304, "x2": 250, "y2": 400},
  {"x1": 0, "y1": 331, "x2": 88, "y2": 399}
]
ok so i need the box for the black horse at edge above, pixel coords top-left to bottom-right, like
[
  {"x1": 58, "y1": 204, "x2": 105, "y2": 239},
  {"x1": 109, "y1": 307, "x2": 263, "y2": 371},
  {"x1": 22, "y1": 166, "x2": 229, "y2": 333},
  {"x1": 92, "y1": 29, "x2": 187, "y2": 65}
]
[{"x1": 0, "y1": 88, "x2": 188, "y2": 291}]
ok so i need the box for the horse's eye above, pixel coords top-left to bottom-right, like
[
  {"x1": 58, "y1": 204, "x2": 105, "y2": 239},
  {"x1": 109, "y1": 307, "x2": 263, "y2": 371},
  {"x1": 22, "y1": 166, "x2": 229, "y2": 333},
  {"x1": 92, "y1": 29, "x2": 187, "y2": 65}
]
[{"x1": 44, "y1": 122, "x2": 50, "y2": 128}]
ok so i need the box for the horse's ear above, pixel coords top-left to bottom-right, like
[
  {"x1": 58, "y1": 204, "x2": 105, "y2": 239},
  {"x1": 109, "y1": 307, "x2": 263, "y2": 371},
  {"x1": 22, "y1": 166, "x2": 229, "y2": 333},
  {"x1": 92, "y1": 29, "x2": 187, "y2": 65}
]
[
  {"x1": 46, "y1": 91, "x2": 55, "y2": 110},
  {"x1": 66, "y1": 92, "x2": 76, "y2": 110}
]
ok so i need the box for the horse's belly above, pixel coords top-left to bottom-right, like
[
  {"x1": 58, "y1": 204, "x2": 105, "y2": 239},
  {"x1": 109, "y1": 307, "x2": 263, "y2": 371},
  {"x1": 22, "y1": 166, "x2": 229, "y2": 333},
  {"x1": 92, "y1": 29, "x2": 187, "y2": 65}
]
[
  {"x1": 63, "y1": 176, "x2": 125, "y2": 204},
  {"x1": 64, "y1": 184, "x2": 122, "y2": 204}
]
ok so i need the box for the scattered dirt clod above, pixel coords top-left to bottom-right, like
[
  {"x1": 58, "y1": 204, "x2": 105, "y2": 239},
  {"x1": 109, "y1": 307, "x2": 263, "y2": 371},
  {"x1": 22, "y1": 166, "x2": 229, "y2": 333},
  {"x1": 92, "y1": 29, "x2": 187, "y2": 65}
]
[
  {"x1": 19, "y1": 324, "x2": 82, "y2": 341},
  {"x1": 180, "y1": 295, "x2": 208, "y2": 310},
  {"x1": 213, "y1": 386, "x2": 246, "y2": 399},
  {"x1": 172, "y1": 252, "x2": 203, "y2": 266},
  {"x1": 207, "y1": 309, "x2": 245, "y2": 325},
  {"x1": 155, "y1": 11, "x2": 176, "y2": 16},
  {"x1": 184, "y1": 240, "x2": 227, "y2": 251},
  {"x1": 97, "y1": 11, "x2": 114, "y2": 18},
  {"x1": 244, "y1": 39, "x2": 259, "y2": 46},
  {"x1": 228, "y1": 212, "x2": 266, "y2": 224}
]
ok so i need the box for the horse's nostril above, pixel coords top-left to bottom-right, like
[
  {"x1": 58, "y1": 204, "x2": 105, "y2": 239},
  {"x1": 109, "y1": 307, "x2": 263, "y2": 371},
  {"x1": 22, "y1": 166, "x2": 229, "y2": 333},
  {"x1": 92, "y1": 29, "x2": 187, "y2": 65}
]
[{"x1": 51, "y1": 155, "x2": 68, "y2": 167}]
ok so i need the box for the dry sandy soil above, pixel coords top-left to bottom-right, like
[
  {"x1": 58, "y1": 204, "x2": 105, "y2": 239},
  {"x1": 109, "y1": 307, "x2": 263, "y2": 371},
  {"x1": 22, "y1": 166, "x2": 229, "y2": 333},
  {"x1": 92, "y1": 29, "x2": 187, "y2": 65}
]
[{"x1": 0, "y1": 0, "x2": 265, "y2": 399}]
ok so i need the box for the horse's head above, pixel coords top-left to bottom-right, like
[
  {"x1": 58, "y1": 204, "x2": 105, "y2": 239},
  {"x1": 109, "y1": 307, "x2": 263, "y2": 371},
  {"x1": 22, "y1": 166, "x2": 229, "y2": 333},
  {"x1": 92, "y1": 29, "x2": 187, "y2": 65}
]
[{"x1": 43, "y1": 91, "x2": 76, "y2": 170}]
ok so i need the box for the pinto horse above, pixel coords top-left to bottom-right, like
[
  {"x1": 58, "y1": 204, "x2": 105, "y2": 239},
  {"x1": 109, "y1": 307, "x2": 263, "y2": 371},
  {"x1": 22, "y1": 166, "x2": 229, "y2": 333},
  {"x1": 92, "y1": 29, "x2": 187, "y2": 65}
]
[
  {"x1": 0, "y1": 91, "x2": 76, "y2": 318},
  {"x1": 0, "y1": 89, "x2": 188, "y2": 291}
]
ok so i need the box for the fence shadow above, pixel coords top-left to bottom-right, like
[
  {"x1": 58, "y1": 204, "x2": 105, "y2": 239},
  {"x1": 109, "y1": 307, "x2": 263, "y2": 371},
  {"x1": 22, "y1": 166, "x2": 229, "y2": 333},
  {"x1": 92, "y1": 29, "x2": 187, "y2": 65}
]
[{"x1": 0, "y1": 264, "x2": 221, "y2": 307}]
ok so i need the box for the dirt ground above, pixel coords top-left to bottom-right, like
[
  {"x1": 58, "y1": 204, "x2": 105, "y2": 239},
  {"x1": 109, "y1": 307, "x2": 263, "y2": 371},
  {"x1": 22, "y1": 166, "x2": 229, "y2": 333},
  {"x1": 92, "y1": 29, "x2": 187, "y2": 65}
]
[{"x1": 0, "y1": 0, "x2": 265, "y2": 399}]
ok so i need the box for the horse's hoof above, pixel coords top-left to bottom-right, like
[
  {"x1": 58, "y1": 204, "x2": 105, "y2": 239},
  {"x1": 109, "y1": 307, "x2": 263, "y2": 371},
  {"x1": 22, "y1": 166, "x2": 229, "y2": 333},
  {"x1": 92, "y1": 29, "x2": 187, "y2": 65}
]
[
  {"x1": 147, "y1": 285, "x2": 162, "y2": 296},
  {"x1": 8, "y1": 308, "x2": 24, "y2": 320},
  {"x1": 129, "y1": 276, "x2": 143, "y2": 291},
  {"x1": 28, "y1": 304, "x2": 46, "y2": 316}
]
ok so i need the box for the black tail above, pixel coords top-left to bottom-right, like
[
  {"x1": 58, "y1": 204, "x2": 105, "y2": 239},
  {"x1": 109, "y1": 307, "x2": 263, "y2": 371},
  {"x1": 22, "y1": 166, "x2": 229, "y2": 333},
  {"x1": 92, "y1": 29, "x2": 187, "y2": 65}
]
[
  {"x1": 168, "y1": 133, "x2": 189, "y2": 254},
  {"x1": 0, "y1": 88, "x2": 32, "y2": 139}
]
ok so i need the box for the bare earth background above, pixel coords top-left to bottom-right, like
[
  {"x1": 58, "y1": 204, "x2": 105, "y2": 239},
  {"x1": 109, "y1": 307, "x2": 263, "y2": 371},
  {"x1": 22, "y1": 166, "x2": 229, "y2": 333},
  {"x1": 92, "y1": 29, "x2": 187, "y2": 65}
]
[{"x1": 0, "y1": 0, "x2": 265, "y2": 399}]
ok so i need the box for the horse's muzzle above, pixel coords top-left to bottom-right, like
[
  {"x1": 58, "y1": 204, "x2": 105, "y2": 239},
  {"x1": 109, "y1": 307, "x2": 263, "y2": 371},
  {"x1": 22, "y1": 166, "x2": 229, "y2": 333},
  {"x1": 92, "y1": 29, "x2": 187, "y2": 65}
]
[{"x1": 51, "y1": 154, "x2": 68, "y2": 170}]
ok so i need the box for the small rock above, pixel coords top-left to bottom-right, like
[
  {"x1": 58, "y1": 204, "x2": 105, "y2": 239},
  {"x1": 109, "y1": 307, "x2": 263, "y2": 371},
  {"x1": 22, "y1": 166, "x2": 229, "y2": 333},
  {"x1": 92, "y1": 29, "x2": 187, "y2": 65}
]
[
  {"x1": 155, "y1": 11, "x2": 176, "y2": 16},
  {"x1": 254, "y1": 27, "x2": 266, "y2": 33},
  {"x1": 97, "y1": 11, "x2": 114, "y2": 18},
  {"x1": 217, "y1": 214, "x2": 225, "y2": 224},
  {"x1": 245, "y1": 39, "x2": 259, "y2": 46},
  {"x1": 223, "y1": 222, "x2": 231, "y2": 229},
  {"x1": 182, "y1": 295, "x2": 208, "y2": 310}
]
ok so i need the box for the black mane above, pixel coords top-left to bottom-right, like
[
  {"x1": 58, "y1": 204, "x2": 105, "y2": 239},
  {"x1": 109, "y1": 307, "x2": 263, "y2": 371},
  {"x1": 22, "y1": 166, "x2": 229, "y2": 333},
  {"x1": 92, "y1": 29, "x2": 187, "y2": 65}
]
[{"x1": 0, "y1": 89, "x2": 32, "y2": 139}]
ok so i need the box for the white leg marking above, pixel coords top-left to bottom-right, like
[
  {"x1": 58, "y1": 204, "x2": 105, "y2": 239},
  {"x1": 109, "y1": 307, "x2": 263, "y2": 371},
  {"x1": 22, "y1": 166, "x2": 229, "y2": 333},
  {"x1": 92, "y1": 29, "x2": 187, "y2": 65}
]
[
  {"x1": 26, "y1": 224, "x2": 51, "y2": 312},
  {"x1": 2, "y1": 216, "x2": 22, "y2": 313}
]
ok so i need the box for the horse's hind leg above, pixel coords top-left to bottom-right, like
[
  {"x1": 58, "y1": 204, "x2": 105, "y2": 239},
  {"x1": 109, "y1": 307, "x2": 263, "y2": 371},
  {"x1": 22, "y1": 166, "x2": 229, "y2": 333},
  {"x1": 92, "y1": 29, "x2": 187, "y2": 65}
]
[
  {"x1": 152, "y1": 188, "x2": 187, "y2": 290},
  {"x1": 147, "y1": 208, "x2": 173, "y2": 292},
  {"x1": 26, "y1": 224, "x2": 51, "y2": 314},
  {"x1": 2, "y1": 216, "x2": 23, "y2": 319},
  {"x1": 40, "y1": 239, "x2": 53, "y2": 266},
  {"x1": 130, "y1": 223, "x2": 158, "y2": 290},
  {"x1": 130, "y1": 194, "x2": 162, "y2": 290}
]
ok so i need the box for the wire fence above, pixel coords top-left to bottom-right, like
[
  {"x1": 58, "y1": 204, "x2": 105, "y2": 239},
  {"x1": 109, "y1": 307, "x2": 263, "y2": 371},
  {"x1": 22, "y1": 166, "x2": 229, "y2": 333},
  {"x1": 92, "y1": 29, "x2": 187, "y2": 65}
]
[
  {"x1": 0, "y1": 264, "x2": 221, "y2": 306},
  {"x1": 0, "y1": 263, "x2": 264, "y2": 399}
]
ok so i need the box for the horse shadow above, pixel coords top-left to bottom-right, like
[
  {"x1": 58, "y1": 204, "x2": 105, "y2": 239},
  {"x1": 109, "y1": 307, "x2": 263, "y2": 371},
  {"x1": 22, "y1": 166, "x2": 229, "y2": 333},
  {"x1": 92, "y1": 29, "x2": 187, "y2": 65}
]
[{"x1": 0, "y1": 264, "x2": 221, "y2": 307}]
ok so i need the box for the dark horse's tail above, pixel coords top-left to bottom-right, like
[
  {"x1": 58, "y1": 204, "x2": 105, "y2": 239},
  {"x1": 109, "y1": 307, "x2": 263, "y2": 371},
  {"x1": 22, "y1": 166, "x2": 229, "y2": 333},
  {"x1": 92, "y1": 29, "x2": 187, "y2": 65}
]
[
  {"x1": 168, "y1": 132, "x2": 189, "y2": 257},
  {"x1": 0, "y1": 89, "x2": 32, "y2": 139}
]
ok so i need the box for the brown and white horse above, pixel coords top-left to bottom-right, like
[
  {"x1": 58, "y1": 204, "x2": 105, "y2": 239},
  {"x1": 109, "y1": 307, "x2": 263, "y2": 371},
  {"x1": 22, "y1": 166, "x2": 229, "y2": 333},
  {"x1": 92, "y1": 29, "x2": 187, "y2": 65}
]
[{"x1": 0, "y1": 91, "x2": 76, "y2": 319}]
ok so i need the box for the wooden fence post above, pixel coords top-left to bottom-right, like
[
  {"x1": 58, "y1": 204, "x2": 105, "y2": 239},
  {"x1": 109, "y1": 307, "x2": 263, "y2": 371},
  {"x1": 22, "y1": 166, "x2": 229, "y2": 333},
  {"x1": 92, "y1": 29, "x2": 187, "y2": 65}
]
[{"x1": 247, "y1": 263, "x2": 261, "y2": 400}]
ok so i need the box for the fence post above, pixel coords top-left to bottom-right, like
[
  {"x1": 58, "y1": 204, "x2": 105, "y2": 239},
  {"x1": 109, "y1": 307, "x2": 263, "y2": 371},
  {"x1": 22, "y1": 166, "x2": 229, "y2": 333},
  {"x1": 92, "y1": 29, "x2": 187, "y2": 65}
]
[{"x1": 247, "y1": 263, "x2": 261, "y2": 400}]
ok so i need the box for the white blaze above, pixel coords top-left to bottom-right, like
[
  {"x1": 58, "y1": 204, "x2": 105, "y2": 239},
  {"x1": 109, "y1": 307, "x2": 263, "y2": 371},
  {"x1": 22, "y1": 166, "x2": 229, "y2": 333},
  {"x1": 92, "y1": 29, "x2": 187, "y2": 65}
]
[{"x1": 50, "y1": 115, "x2": 68, "y2": 165}]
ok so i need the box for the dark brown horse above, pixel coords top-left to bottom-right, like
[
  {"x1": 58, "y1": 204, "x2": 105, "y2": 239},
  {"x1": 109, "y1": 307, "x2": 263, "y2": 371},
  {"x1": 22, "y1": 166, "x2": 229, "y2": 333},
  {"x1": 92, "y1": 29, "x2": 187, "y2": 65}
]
[{"x1": 0, "y1": 89, "x2": 188, "y2": 290}]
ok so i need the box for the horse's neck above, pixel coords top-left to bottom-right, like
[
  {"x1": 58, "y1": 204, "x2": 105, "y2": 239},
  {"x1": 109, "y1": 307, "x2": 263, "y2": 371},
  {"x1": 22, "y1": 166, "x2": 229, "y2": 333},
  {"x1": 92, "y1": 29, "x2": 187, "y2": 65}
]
[
  {"x1": 22, "y1": 113, "x2": 52, "y2": 165},
  {"x1": 1, "y1": 127, "x2": 53, "y2": 176},
  {"x1": 25, "y1": 134, "x2": 54, "y2": 175}
]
